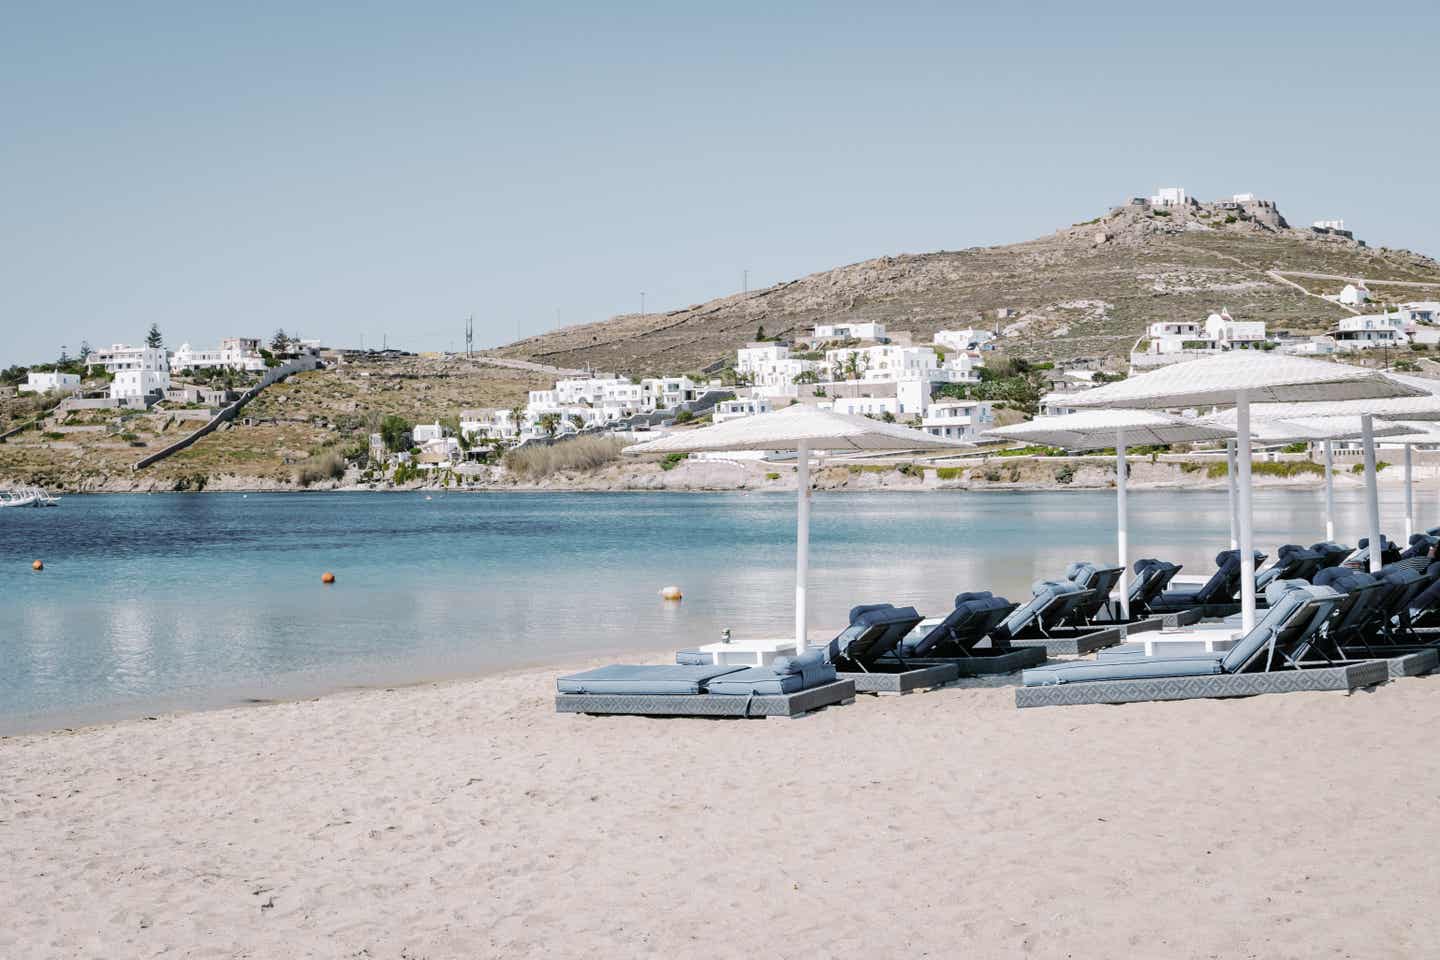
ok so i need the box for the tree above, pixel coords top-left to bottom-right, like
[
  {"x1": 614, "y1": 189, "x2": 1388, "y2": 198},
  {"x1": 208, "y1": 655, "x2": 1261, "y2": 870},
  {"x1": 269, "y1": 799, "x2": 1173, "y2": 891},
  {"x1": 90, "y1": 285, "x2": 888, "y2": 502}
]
[
  {"x1": 755, "y1": 324, "x2": 767, "y2": 342},
  {"x1": 792, "y1": 370, "x2": 819, "y2": 385},
  {"x1": 379, "y1": 414, "x2": 411, "y2": 452},
  {"x1": 881, "y1": 410, "x2": 896, "y2": 423},
  {"x1": 78, "y1": 340, "x2": 92, "y2": 363},
  {"x1": 567, "y1": 413, "x2": 584, "y2": 430},
  {"x1": 508, "y1": 404, "x2": 526, "y2": 438},
  {"x1": 538, "y1": 412, "x2": 561, "y2": 437},
  {"x1": 271, "y1": 328, "x2": 290, "y2": 354},
  {"x1": 146, "y1": 323, "x2": 163, "y2": 349}
]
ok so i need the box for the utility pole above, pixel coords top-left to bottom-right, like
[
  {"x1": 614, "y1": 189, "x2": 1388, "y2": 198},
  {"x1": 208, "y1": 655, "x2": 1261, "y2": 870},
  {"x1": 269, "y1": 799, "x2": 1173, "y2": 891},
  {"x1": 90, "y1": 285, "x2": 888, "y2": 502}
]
[
  {"x1": 465, "y1": 315, "x2": 474, "y2": 359},
  {"x1": 640, "y1": 292, "x2": 646, "y2": 318}
]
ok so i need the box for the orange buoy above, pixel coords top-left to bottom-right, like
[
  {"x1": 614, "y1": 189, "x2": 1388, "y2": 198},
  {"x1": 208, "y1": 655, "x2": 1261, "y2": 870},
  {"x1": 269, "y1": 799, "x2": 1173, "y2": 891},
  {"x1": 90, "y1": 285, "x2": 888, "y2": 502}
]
[
  {"x1": 659, "y1": 585, "x2": 682, "y2": 601},
  {"x1": 321, "y1": 572, "x2": 335, "y2": 584},
  {"x1": 32, "y1": 560, "x2": 44, "y2": 571}
]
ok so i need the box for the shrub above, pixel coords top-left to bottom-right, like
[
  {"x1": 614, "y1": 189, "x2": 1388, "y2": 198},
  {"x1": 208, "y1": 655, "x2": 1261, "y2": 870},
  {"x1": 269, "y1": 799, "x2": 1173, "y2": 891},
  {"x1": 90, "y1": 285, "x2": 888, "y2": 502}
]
[
  {"x1": 41, "y1": 431, "x2": 64, "y2": 440},
  {"x1": 392, "y1": 461, "x2": 420, "y2": 485},
  {"x1": 674, "y1": 409, "x2": 694, "y2": 424},
  {"x1": 294, "y1": 450, "x2": 347, "y2": 487},
  {"x1": 765, "y1": 472, "x2": 781, "y2": 481},
  {"x1": 1252, "y1": 460, "x2": 1324, "y2": 479},
  {"x1": 1054, "y1": 464, "x2": 1075, "y2": 485},
  {"x1": 935, "y1": 467, "x2": 963, "y2": 481},
  {"x1": 660, "y1": 453, "x2": 687, "y2": 471},
  {"x1": 504, "y1": 436, "x2": 629, "y2": 477},
  {"x1": 1281, "y1": 441, "x2": 1309, "y2": 454},
  {"x1": 897, "y1": 463, "x2": 924, "y2": 478}
]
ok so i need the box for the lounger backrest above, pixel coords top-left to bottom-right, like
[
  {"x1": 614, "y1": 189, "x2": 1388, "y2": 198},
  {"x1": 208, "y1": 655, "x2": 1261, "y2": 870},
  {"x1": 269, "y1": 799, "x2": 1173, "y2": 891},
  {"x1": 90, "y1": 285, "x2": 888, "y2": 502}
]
[
  {"x1": 1408, "y1": 565, "x2": 1440, "y2": 619},
  {"x1": 1255, "y1": 545, "x2": 1303, "y2": 590},
  {"x1": 903, "y1": 594, "x2": 1016, "y2": 656},
  {"x1": 1061, "y1": 563, "x2": 1122, "y2": 623},
  {"x1": 827, "y1": 603, "x2": 923, "y2": 666},
  {"x1": 1129, "y1": 559, "x2": 1182, "y2": 608},
  {"x1": 1350, "y1": 536, "x2": 1399, "y2": 568},
  {"x1": 1313, "y1": 568, "x2": 1384, "y2": 638},
  {"x1": 1220, "y1": 581, "x2": 1340, "y2": 673},
  {"x1": 992, "y1": 579, "x2": 1084, "y2": 642},
  {"x1": 1309, "y1": 542, "x2": 1353, "y2": 571},
  {"x1": 1378, "y1": 565, "x2": 1427, "y2": 622},
  {"x1": 1197, "y1": 549, "x2": 1267, "y2": 603}
]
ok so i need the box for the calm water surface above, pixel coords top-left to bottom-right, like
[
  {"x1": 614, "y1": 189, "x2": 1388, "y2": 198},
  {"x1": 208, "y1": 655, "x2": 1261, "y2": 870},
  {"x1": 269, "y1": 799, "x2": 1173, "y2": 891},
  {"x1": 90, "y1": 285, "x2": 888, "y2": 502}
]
[{"x1": 0, "y1": 489, "x2": 1424, "y2": 732}]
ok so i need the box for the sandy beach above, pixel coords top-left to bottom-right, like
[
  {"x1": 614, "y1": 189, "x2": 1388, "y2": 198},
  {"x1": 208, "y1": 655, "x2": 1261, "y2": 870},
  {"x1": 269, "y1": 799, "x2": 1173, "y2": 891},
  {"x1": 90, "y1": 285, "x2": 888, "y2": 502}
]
[{"x1": 4, "y1": 654, "x2": 1439, "y2": 959}]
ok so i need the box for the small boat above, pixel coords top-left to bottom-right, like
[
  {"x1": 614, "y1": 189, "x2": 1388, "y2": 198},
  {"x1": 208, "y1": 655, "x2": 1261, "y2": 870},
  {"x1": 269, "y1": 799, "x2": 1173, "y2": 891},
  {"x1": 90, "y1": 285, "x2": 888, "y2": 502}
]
[{"x1": 0, "y1": 489, "x2": 38, "y2": 508}]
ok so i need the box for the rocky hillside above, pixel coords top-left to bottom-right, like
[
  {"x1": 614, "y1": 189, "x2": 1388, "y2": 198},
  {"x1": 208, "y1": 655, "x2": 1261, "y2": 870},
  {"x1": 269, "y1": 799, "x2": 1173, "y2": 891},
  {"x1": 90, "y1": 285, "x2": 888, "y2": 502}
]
[{"x1": 495, "y1": 198, "x2": 1440, "y2": 375}]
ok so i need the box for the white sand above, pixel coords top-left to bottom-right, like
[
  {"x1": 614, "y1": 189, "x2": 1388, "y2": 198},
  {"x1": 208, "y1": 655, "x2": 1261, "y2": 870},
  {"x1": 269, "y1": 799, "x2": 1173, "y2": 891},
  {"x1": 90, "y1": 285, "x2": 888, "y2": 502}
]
[{"x1": 4, "y1": 660, "x2": 1440, "y2": 958}]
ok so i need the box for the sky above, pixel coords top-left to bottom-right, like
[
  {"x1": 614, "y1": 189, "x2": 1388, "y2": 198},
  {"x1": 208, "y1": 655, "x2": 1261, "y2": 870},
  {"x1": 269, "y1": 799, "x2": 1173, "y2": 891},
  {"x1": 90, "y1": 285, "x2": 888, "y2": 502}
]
[{"x1": 2, "y1": 1, "x2": 1437, "y2": 365}]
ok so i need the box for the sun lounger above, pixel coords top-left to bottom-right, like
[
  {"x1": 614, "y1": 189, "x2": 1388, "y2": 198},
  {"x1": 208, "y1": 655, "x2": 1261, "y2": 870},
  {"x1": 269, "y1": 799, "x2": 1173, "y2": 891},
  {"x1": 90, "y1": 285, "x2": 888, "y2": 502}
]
[
  {"x1": 1061, "y1": 563, "x2": 1126, "y2": 625},
  {"x1": 883, "y1": 592, "x2": 1046, "y2": 676},
  {"x1": 1310, "y1": 541, "x2": 1353, "y2": 573},
  {"x1": 1015, "y1": 580, "x2": 1390, "y2": 708},
  {"x1": 1399, "y1": 534, "x2": 1438, "y2": 561},
  {"x1": 1146, "y1": 549, "x2": 1265, "y2": 618},
  {"x1": 819, "y1": 604, "x2": 959, "y2": 694},
  {"x1": 556, "y1": 653, "x2": 855, "y2": 718},
  {"x1": 1257, "y1": 545, "x2": 1325, "y2": 590},
  {"x1": 994, "y1": 576, "x2": 1158, "y2": 656},
  {"x1": 1345, "y1": 536, "x2": 1401, "y2": 570}
]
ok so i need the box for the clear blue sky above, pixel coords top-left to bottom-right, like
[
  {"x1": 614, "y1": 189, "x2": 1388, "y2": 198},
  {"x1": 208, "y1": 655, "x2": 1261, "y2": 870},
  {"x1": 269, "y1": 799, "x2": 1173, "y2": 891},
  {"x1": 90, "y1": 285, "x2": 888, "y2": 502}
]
[{"x1": 3, "y1": 1, "x2": 1436, "y2": 365}]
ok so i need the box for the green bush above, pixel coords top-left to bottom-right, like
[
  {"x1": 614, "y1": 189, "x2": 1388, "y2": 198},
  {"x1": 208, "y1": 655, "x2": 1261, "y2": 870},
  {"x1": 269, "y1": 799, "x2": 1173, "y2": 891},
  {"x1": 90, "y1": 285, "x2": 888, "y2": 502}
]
[
  {"x1": 1054, "y1": 464, "x2": 1075, "y2": 485},
  {"x1": 1281, "y1": 442, "x2": 1309, "y2": 454},
  {"x1": 897, "y1": 463, "x2": 923, "y2": 478},
  {"x1": 674, "y1": 409, "x2": 694, "y2": 424},
  {"x1": 504, "y1": 436, "x2": 629, "y2": 477},
  {"x1": 765, "y1": 472, "x2": 781, "y2": 481},
  {"x1": 294, "y1": 450, "x2": 347, "y2": 487},
  {"x1": 935, "y1": 467, "x2": 964, "y2": 481},
  {"x1": 660, "y1": 453, "x2": 687, "y2": 471}
]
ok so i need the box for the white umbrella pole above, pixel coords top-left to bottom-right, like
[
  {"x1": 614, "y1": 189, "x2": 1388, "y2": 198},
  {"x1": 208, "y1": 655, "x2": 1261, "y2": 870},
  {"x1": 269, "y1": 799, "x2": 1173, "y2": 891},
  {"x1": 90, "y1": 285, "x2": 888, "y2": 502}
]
[
  {"x1": 1323, "y1": 440, "x2": 1336, "y2": 543},
  {"x1": 794, "y1": 440, "x2": 811, "y2": 653},
  {"x1": 1116, "y1": 428, "x2": 1130, "y2": 621},
  {"x1": 1362, "y1": 415, "x2": 1383, "y2": 575},
  {"x1": 1404, "y1": 443, "x2": 1414, "y2": 544},
  {"x1": 1236, "y1": 392, "x2": 1256, "y2": 634},
  {"x1": 1226, "y1": 439, "x2": 1239, "y2": 550}
]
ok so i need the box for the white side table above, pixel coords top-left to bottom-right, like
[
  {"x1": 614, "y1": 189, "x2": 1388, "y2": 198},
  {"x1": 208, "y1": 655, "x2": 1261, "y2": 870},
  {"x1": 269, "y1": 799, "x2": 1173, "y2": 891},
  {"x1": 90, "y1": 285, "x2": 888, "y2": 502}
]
[{"x1": 697, "y1": 636, "x2": 798, "y2": 666}]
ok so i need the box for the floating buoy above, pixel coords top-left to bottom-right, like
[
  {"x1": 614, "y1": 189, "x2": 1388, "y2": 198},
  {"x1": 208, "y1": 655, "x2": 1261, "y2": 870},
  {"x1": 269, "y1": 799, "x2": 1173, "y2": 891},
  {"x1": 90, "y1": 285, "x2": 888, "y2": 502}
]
[
  {"x1": 32, "y1": 560, "x2": 43, "y2": 571},
  {"x1": 321, "y1": 572, "x2": 336, "y2": 584},
  {"x1": 659, "y1": 585, "x2": 682, "y2": 601}
]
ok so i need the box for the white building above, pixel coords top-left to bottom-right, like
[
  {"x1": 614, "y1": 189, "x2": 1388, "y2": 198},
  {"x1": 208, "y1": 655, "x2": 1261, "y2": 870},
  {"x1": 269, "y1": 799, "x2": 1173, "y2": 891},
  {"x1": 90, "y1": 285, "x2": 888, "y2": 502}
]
[
  {"x1": 1329, "y1": 314, "x2": 1408, "y2": 351},
  {"x1": 1233, "y1": 193, "x2": 1256, "y2": 203},
  {"x1": 813, "y1": 321, "x2": 886, "y2": 342},
  {"x1": 1338, "y1": 283, "x2": 1371, "y2": 306},
  {"x1": 712, "y1": 397, "x2": 772, "y2": 424},
  {"x1": 1398, "y1": 301, "x2": 1440, "y2": 327},
  {"x1": 1149, "y1": 186, "x2": 1188, "y2": 207},
  {"x1": 1313, "y1": 219, "x2": 1346, "y2": 231},
  {"x1": 735, "y1": 342, "x2": 819, "y2": 399},
  {"x1": 169, "y1": 337, "x2": 267, "y2": 372},
  {"x1": 416, "y1": 437, "x2": 462, "y2": 469},
  {"x1": 460, "y1": 409, "x2": 521, "y2": 441},
  {"x1": 95, "y1": 344, "x2": 170, "y2": 400},
  {"x1": 823, "y1": 344, "x2": 974, "y2": 386},
  {"x1": 921, "y1": 400, "x2": 994, "y2": 441},
  {"x1": 1276, "y1": 336, "x2": 1337, "y2": 357},
  {"x1": 934, "y1": 328, "x2": 996, "y2": 352},
  {"x1": 19, "y1": 371, "x2": 81, "y2": 394},
  {"x1": 412, "y1": 422, "x2": 445, "y2": 444},
  {"x1": 1132, "y1": 311, "x2": 1269, "y2": 367}
]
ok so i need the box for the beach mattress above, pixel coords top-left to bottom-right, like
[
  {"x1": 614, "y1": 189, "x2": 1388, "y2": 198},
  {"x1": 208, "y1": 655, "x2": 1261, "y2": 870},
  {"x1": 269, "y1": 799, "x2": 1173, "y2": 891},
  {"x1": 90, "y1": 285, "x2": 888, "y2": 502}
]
[
  {"x1": 706, "y1": 664, "x2": 837, "y2": 696},
  {"x1": 1023, "y1": 656, "x2": 1224, "y2": 686},
  {"x1": 674, "y1": 649, "x2": 710, "y2": 665},
  {"x1": 557, "y1": 664, "x2": 745, "y2": 695}
]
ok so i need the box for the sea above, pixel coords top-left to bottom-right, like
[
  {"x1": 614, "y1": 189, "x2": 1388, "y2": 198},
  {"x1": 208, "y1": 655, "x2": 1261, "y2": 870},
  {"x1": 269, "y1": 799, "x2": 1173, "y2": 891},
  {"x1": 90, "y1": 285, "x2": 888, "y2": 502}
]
[{"x1": 0, "y1": 488, "x2": 1423, "y2": 733}]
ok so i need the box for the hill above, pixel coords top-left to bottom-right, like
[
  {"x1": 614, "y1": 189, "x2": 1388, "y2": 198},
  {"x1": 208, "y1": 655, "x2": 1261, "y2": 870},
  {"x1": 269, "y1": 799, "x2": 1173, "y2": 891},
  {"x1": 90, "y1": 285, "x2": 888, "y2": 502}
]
[{"x1": 493, "y1": 198, "x2": 1440, "y2": 376}]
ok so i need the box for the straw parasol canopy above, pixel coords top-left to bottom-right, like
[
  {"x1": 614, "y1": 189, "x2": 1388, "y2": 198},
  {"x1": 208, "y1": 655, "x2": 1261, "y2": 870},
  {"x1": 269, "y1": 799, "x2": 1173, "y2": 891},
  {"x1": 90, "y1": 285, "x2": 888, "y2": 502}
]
[
  {"x1": 624, "y1": 403, "x2": 972, "y2": 650},
  {"x1": 623, "y1": 402, "x2": 966, "y2": 454},
  {"x1": 1063, "y1": 353, "x2": 1425, "y2": 411},
  {"x1": 985, "y1": 409, "x2": 1234, "y2": 619},
  {"x1": 985, "y1": 408, "x2": 1232, "y2": 451},
  {"x1": 1064, "y1": 355, "x2": 1424, "y2": 630}
]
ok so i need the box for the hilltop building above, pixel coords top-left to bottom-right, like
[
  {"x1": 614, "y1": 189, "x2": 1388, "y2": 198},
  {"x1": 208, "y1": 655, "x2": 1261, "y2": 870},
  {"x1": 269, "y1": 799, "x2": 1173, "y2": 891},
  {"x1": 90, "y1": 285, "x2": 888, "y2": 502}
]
[
  {"x1": 1336, "y1": 283, "x2": 1371, "y2": 306},
  {"x1": 1149, "y1": 186, "x2": 1189, "y2": 207},
  {"x1": 92, "y1": 344, "x2": 171, "y2": 400},
  {"x1": 19, "y1": 371, "x2": 81, "y2": 394},
  {"x1": 1131, "y1": 310, "x2": 1269, "y2": 368}
]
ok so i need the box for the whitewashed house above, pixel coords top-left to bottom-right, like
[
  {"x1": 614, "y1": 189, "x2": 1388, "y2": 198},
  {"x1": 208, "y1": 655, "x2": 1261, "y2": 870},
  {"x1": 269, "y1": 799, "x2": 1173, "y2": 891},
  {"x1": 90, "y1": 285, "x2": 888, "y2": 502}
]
[
  {"x1": 712, "y1": 397, "x2": 772, "y2": 424},
  {"x1": 1132, "y1": 311, "x2": 1269, "y2": 367},
  {"x1": 412, "y1": 422, "x2": 445, "y2": 444},
  {"x1": 95, "y1": 344, "x2": 170, "y2": 400},
  {"x1": 736, "y1": 342, "x2": 819, "y2": 399},
  {"x1": 460, "y1": 409, "x2": 521, "y2": 441},
  {"x1": 19, "y1": 371, "x2": 81, "y2": 394},
  {"x1": 1203, "y1": 309, "x2": 1267, "y2": 347},
  {"x1": 1276, "y1": 336, "x2": 1337, "y2": 356},
  {"x1": 1149, "y1": 186, "x2": 1188, "y2": 207},
  {"x1": 1338, "y1": 283, "x2": 1371, "y2": 306},
  {"x1": 921, "y1": 400, "x2": 994, "y2": 441},
  {"x1": 170, "y1": 337, "x2": 267, "y2": 372},
  {"x1": 813, "y1": 321, "x2": 886, "y2": 342},
  {"x1": 1329, "y1": 314, "x2": 1408, "y2": 351},
  {"x1": 934, "y1": 328, "x2": 996, "y2": 352},
  {"x1": 1313, "y1": 219, "x2": 1346, "y2": 231}
]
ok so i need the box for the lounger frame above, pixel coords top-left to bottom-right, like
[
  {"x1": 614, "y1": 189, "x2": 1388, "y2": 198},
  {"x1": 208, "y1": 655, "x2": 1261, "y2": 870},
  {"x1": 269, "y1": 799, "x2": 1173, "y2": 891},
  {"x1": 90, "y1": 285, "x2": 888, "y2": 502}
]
[
  {"x1": 839, "y1": 663, "x2": 959, "y2": 695},
  {"x1": 1010, "y1": 616, "x2": 1164, "y2": 656},
  {"x1": 1014, "y1": 660, "x2": 1389, "y2": 709},
  {"x1": 902, "y1": 646, "x2": 1046, "y2": 676},
  {"x1": 556, "y1": 679, "x2": 857, "y2": 719}
]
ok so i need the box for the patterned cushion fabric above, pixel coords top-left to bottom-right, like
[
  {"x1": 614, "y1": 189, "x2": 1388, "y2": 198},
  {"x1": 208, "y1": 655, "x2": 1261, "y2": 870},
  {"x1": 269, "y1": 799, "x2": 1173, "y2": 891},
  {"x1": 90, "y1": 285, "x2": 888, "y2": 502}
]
[{"x1": 557, "y1": 664, "x2": 745, "y2": 695}]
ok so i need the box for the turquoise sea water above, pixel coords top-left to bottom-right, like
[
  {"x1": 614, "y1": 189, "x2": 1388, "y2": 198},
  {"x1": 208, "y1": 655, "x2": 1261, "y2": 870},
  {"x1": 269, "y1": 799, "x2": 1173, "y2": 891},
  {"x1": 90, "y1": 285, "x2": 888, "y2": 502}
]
[{"x1": 0, "y1": 488, "x2": 1425, "y2": 733}]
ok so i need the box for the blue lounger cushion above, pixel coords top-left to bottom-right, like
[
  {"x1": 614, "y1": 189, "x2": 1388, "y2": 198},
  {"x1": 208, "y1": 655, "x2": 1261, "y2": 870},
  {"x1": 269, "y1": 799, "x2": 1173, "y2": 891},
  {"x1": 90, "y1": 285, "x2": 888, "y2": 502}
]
[
  {"x1": 557, "y1": 664, "x2": 745, "y2": 695},
  {"x1": 706, "y1": 660, "x2": 838, "y2": 695},
  {"x1": 1023, "y1": 656, "x2": 1224, "y2": 685},
  {"x1": 770, "y1": 648, "x2": 836, "y2": 688}
]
